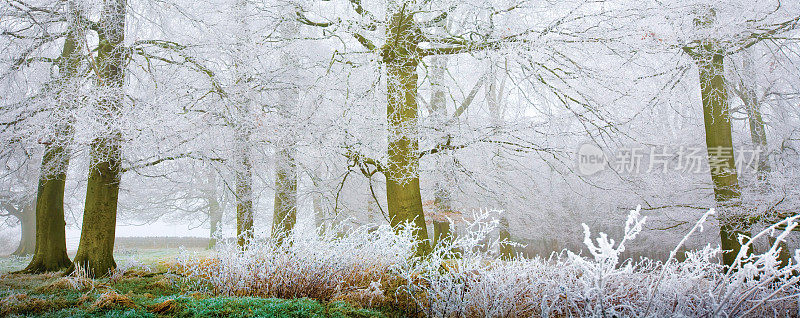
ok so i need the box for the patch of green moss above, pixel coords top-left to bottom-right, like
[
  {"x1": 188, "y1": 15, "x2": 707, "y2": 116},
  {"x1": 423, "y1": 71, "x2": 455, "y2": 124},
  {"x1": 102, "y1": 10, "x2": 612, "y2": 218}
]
[
  {"x1": 326, "y1": 301, "x2": 389, "y2": 318},
  {"x1": 172, "y1": 297, "x2": 387, "y2": 318},
  {"x1": 37, "y1": 308, "x2": 155, "y2": 318},
  {"x1": 111, "y1": 276, "x2": 180, "y2": 296}
]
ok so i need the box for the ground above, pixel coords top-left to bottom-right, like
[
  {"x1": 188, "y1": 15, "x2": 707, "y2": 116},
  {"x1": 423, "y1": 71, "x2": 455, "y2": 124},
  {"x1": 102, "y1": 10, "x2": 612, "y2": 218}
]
[{"x1": 0, "y1": 249, "x2": 397, "y2": 317}]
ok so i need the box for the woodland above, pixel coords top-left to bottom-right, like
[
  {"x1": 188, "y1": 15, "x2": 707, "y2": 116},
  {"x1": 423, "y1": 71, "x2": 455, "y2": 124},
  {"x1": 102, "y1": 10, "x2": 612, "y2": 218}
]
[{"x1": 1, "y1": 0, "x2": 800, "y2": 316}]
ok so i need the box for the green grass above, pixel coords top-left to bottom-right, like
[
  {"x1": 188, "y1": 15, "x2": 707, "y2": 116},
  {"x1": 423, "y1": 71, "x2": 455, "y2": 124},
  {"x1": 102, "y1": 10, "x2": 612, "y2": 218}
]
[
  {"x1": 0, "y1": 255, "x2": 31, "y2": 274},
  {"x1": 19, "y1": 297, "x2": 387, "y2": 318},
  {"x1": 169, "y1": 297, "x2": 386, "y2": 318}
]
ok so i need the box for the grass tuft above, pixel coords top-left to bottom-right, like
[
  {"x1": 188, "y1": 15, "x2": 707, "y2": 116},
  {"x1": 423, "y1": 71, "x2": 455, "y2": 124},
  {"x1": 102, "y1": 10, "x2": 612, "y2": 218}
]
[
  {"x1": 149, "y1": 298, "x2": 180, "y2": 315},
  {"x1": 92, "y1": 291, "x2": 137, "y2": 311}
]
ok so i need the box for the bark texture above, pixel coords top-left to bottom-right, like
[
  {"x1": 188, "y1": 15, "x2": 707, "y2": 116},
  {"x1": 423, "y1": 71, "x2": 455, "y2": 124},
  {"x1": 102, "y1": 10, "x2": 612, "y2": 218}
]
[
  {"x1": 689, "y1": 44, "x2": 747, "y2": 268},
  {"x1": 68, "y1": 0, "x2": 127, "y2": 277},
  {"x1": 25, "y1": 146, "x2": 72, "y2": 272},
  {"x1": 383, "y1": 6, "x2": 431, "y2": 255},
  {"x1": 23, "y1": 6, "x2": 85, "y2": 272}
]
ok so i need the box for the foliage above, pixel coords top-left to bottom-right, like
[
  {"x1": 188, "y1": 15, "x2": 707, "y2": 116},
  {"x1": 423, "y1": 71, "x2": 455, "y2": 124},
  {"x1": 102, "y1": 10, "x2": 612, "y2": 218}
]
[{"x1": 179, "y1": 207, "x2": 800, "y2": 317}]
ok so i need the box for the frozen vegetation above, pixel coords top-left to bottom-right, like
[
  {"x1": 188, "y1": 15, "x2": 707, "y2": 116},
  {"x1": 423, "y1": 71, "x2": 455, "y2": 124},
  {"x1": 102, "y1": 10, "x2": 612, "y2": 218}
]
[{"x1": 173, "y1": 208, "x2": 800, "y2": 317}]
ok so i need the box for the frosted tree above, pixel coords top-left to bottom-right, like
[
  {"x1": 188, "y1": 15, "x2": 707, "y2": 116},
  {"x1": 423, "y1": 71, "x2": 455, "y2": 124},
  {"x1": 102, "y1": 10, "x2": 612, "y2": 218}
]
[
  {"x1": 0, "y1": 0, "x2": 90, "y2": 272},
  {"x1": 67, "y1": 0, "x2": 128, "y2": 276},
  {"x1": 294, "y1": 0, "x2": 639, "y2": 255},
  {"x1": 0, "y1": 152, "x2": 38, "y2": 256},
  {"x1": 271, "y1": 18, "x2": 302, "y2": 243},
  {"x1": 676, "y1": 4, "x2": 799, "y2": 267}
]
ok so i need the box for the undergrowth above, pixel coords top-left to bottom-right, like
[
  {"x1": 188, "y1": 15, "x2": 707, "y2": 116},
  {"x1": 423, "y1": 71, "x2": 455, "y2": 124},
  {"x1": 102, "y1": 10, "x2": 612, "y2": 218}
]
[
  {"x1": 3, "y1": 207, "x2": 798, "y2": 317},
  {"x1": 176, "y1": 207, "x2": 800, "y2": 317}
]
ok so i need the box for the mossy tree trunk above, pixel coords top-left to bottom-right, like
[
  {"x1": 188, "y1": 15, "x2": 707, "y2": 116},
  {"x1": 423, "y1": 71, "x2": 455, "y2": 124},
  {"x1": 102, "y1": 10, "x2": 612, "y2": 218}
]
[
  {"x1": 71, "y1": 141, "x2": 122, "y2": 277},
  {"x1": 23, "y1": 7, "x2": 85, "y2": 273},
  {"x1": 24, "y1": 145, "x2": 73, "y2": 272},
  {"x1": 688, "y1": 44, "x2": 747, "y2": 268},
  {"x1": 383, "y1": 5, "x2": 431, "y2": 255},
  {"x1": 68, "y1": 0, "x2": 127, "y2": 278}
]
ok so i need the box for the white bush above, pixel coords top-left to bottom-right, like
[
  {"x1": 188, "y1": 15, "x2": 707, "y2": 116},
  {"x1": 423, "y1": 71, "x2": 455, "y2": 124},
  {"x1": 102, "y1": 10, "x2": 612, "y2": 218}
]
[{"x1": 179, "y1": 207, "x2": 800, "y2": 317}]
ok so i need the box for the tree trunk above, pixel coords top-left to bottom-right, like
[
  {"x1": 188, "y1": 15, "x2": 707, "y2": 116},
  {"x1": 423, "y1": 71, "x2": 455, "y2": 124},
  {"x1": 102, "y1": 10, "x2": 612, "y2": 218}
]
[
  {"x1": 208, "y1": 199, "x2": 221, "y2": 249},
  {"x1": 206, "y1": 168, "x2": 221, "y2": 249},
  {"x1": 691, "y1": 44, "x2": 747, "y2": 268},
  {"x1": 383, "y1": 7, "x2": 430, "y2": 255},
  {"x1": 232, "y1": 0, "x2": 254, "y2": 248},
  {"x1": 313, "y1": 188, "x2": 326, "y2": 235},
  {"x1": 498, "y1": 215, "x2": 514, "y2": 260},
  {"x1": 22, "y1": 6, "x2": 85, "y2": 273},
  {"x1": 740, "y1": 55, "x2": 771, "y2": 180},
  {"x1": 486, "y1": 63, "x2": 513, "y2": 260},
  {"x1": 271, "y1": 23, "x2": 300, "y2": 244},
  {"x1": 272, "y1": 148, "x2": 297, "y2": 243},
  {"x1": 67, "y1": 0, "x2": 127, "y2": 277},
  {"x1": 739, "y1": 53, "x2": 790, "y2": 267},
  {"x1": 24, "y1": 143, "x2": 73, "y2": 273},
  {"x1": 429, "y1": 54, "x2": 455, "y2": 248},
  {"x1": 235, "y1": 137, "x2": 254, "y2": 247},
  {"x1": 431, "y1": 217, "x2": 451, "y2": 248},
  {"x1": 12, "y1": 202, "x2": 36, "y2": 256},
  {"x1": 71, "y1": 143, "x2": 121, "y2": 277}
]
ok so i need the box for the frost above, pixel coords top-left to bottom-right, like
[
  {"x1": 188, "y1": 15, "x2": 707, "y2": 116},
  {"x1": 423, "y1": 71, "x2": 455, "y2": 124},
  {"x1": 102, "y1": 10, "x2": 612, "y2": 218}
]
[{"x1": 177, "y1": 207, "x2": 800, "y2": 317}]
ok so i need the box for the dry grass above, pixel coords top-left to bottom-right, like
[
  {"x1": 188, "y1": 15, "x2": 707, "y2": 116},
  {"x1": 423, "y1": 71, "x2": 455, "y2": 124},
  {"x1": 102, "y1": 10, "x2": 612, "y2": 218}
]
[
  {"x1": 0, "y1": 293, "x2": 50, "y2": 316},
  {"x1": 147, "y1": 275, "x2": 174, "y2": 290},
  {"x1": 36, "y1": 276, "x2": 97, "y2": 292},
  {"x1": 91, "y1": 291, "x2": 137, "y2": 310},
  {"x1": 149, "y1": 298, "x2": 180, "y2": 314},
  {"x1": 331, "y1": 279, "x2": 389, "y2": 309}
]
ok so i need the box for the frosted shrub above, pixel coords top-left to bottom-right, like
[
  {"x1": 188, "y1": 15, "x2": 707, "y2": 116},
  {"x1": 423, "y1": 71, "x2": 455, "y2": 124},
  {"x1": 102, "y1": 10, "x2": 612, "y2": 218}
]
[
  {"x1": 177, "y1": 222, "x2": 417, "y2": 302},
  {"x1": 180, "y1": 207, "x2": 800, "y2": 317},
  {"x1": 410, "y1": 207, "x2": 800, "y2": 317}
]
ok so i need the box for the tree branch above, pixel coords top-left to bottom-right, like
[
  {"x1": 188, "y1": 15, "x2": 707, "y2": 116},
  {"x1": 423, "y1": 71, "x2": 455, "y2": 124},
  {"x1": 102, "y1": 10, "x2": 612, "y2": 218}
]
[
  {"x1": 295, "y1": 11, "x2": 335, "y2": 28},
  {"x1": 122, "y1": 153, "x2": 225, "y2": 173},
  {"x1": 353, "y1": 33, "x2": 377, "y2": 51},
  {"x1": 451, "y1": 72, "x2": 486, "y2": 119}
]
